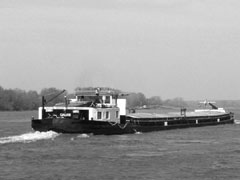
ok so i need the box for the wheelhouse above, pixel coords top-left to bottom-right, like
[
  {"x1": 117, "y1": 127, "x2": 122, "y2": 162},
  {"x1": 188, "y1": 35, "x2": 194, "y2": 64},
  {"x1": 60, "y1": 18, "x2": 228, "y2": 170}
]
[{"x1": 38, "y1": 88, "x2": 126, "y2": 123}]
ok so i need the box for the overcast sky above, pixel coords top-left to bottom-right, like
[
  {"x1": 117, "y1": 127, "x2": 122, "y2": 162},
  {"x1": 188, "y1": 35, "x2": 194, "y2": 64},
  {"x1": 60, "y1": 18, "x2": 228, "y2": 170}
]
[{"x1": 0, "y1": 0, "x2": 240, "y2": 100}]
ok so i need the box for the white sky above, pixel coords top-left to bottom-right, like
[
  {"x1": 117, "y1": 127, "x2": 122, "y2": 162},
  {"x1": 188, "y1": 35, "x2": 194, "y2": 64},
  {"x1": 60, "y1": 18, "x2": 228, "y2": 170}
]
[{"x1": 0, "y1": 0, "x2": 240, "y2": 100}]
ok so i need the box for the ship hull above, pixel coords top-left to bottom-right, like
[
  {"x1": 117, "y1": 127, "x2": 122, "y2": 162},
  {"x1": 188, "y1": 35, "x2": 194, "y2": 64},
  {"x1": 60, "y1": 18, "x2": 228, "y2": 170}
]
[{"x1": 32, "y1": 113, "x2": 234, "y2": 135}]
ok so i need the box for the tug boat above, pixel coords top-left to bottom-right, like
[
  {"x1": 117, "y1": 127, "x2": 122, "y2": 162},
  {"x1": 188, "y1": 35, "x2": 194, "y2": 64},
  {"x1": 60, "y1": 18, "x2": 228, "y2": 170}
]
[{"x1": 31, "y1": 88, "x2": 234, "y2": 135}]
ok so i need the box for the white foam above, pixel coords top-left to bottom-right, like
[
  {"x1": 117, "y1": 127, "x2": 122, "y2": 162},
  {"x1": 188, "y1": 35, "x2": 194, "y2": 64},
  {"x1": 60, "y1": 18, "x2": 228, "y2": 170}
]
[
  {"x1": 77, "y1": 134, "x2": 90, "y2": 138},
  {"x1": 234, "y1": 120, "x2": 240, "y2": 124},
  {"x1": 0, "y1": 131, "x2": 59, "y2": 144}
]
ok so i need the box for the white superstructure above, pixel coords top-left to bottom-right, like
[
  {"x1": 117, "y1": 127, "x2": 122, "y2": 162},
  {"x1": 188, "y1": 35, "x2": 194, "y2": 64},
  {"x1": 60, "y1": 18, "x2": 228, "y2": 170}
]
[{"x1": 38, "y1": 88, "x2": 127, "y2": 123}]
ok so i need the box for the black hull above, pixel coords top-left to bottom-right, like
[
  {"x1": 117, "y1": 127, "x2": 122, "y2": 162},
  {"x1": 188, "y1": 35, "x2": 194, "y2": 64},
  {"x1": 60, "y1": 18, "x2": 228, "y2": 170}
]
[{"x1": 32, "y1": 113, "x2": 234, "y2": 135}]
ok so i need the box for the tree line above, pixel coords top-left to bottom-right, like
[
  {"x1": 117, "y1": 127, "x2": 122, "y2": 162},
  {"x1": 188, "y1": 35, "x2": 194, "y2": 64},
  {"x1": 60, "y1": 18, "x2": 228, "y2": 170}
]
[
  {"x1": 0, "y1": 86, "x2": 188, "y2": 111},
  {"x1": 126, "y1": 92, "x2": 187, "y2": 109},
  {"x1": 0, "y1": 86, "x2": 66, "y2": 111}
]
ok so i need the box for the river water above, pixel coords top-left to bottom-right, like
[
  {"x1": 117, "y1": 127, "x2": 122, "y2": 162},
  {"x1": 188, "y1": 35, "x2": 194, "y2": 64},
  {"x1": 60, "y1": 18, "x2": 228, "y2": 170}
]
[{"x1": 0, "y1": 111, "x2": 240, "y2": 180}]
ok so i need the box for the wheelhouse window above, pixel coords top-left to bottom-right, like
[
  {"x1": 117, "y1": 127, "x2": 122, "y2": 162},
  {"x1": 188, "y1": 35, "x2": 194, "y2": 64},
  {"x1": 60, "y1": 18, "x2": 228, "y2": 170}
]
[
  {"x1": 97, "y1": 112, "x2": 102, "y2": 119},
  {"x1": 105, "y1": 96, "x2": 110, "y2": 103},
  {"x1": 106, "y1": 111, "x2": 110, "y2": 119},
  {"x1": 116, "y1": 111, "x2": 119, "y2": 118}
]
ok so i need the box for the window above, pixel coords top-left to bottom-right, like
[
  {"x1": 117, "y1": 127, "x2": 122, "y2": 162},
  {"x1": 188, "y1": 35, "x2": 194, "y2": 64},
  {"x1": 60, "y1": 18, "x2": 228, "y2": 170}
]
[
  {"x1": 105, "y1": 96, "x2": 110, "y2": 103},
  {"x1": 116, "y1": 111, "x2": 119, "y2": 118},
  {"x1": 97, "y1": 112, "x2": 102, "y2": 119},
  {"x1": 106, "y1": 111, "x2": 110, "y2": 119}
]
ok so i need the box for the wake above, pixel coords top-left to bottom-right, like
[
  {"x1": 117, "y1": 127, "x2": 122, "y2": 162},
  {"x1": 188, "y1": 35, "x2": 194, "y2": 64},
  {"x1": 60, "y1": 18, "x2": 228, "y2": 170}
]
[{"x1": 0, "y1": 131, "x2": 59, "y2": 144}]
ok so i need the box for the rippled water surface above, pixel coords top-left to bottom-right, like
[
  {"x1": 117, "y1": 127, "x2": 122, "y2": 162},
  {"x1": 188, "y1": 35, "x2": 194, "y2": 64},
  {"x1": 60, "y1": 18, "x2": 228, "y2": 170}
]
[{"x1": 1, "y1": 111, "x2": 240, "y2": 180}]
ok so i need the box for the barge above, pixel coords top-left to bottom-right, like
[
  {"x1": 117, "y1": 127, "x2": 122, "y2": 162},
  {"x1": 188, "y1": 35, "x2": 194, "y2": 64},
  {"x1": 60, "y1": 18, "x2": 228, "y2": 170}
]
[{"x1": 31, "y1": 88, "x2": 234, "y2": 135}]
